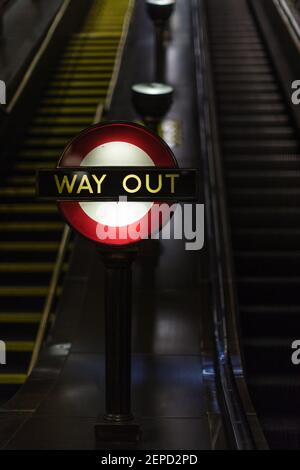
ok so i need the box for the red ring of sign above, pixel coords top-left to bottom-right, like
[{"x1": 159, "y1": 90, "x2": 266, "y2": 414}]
[{"x1": 58, "y1": 122, "x2": 177, "y2": 246}]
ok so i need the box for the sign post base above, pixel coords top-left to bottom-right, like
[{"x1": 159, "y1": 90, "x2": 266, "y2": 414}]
[{"x1": 95, "y1": 419, "x2": 141, "y2": 444}]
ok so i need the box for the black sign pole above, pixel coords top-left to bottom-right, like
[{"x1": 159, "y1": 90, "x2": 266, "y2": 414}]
[
  {"x1": 146, "y1": 1, "x2": 176, "y2": 83},
  {"x1": 95, "y1": 247, "x2": 141, "y2": 444},
  {"x1": 155, "y1": 24, "x2": 166, "y2": 83}
]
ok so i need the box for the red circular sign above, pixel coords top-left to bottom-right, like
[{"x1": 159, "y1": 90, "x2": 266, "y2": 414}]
[{"x1": 58, "y1": 122, "x2": 177, "y2": 246}]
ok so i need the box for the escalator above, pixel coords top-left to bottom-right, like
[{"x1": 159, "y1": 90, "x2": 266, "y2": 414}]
[
  {"x1": 205, "y1": 0, "x2": 300, "y2": 449},
  {"x1": 0, "y1": 0, "x2": 131, "y2": 404}
]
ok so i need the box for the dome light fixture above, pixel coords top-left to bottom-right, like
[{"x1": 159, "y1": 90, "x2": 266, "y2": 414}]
[
  {"x1": 131, "y1": 82, "x2": 174, "y2": 131},
  {"x1": 146, "y1": 0, "x2": 176, "y2": 24}
]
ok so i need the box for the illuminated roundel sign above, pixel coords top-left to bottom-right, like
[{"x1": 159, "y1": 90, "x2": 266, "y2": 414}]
[{"x1": 58, "y1": 122, "x2": 178, "y2": 246}]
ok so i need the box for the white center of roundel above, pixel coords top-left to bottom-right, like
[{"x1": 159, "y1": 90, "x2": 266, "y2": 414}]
[{"x1": 79, "y1": 141, "x2": 154, "y2": 227}]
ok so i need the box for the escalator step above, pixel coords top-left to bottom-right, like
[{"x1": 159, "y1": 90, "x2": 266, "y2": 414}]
[
  {"x1": 41, "y1": 97, "x2": 103, "y2": 106},
  {"x1": 235, "y1": 251, "x2": 300, "y2": 276},
  {"x1": 231, "y1": 207, "x2": 300, "y2": 228},
  {"x1": 220, "y1": 115, "x2": 290, "y2": 126},
  {"x1": 44, "y1": 90, "x2": 107, "y2": 99},
  {"x1": 223, "y1": 140, "x2": 299, "y2": 154},
  {"x1": 261, "y1": 417, "x2": 300, "y2": 450},
  {"x1": 0, "y1": 222, "x2": 63, "y2": 231},
  {"x1": 233, "y1": 228, "x2": 300, "y2": 251},
  {"x1": 249, "y1": 375, "x2": 300, "y2": 414},
  {"x1": 49, "y1": 80, "x2": 110, "y2": 89},
  {"x1": 216, "y1": 74, "x2": 276, "y2": 83},
  {"x1": 37, "y1": 106, "x2": 96, "y2": 115},
  {"x1": 237, "y1": 277, "x2": 300, "y2": 304},
  {"x1": 229, "y1": 188, "x2": 300, "y2": 206},
  {"x1": 226, "y1": 154, "x2": 300, "y2": 171},
  {"x1": 33, "y1": 116, "x2": 92, "y2": 125},
  {"x1": 0, "y1": 374, "x2": 27, "y2": 385},
  {"x1": 220, "y1": 103, "x2": 287, "y2": 114},
  {"x1": 0, "y1": 263, "x2": 64, "y2": 273},
  {"x1": 222, "y1": 126, "x2": 295, "y2": 138},
  {"x1": 5, "y1": 342, "x2": 35, "y2": 352},
  {"x1": 6, "y1": 176, "x2": 35, "y2": 185},
  {"x1": 243, "y1": 338, "x2": 295, "y2": 374},
  {"x1": 0, "y1": 313, "x2": 42, "y2": 324},
  {"x1": 241, "y1": 305, "x2": 300, "y2": 337},
  {"x1": 29, "y1": 125, "x2": 86, "y2": 135},
  {"x1": 227, "y1": 170, "x2": 300, "y2": 187}
]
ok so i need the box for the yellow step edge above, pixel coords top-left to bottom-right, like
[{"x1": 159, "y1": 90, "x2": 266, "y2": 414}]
[
  {"x1": 20, "y1": 149, "x2": 59, "y2": 157},
  {"x1": 52, "y1": 74, "x2": 111, "y2": 81},
  {"x1": 53, "y1": 72, "x2": 113, "y2": 79},
  {"x1": 69, "y1": 37, "x2": 120, "y2": 43},
  {"x1": 66, "y1": 40, "x2": 120, "y2": 45},
  {"x1": 0, "y1": 313, "x2": 41, "y2": 323},
  {"x1": 45, "y1": 90, "x2": 107, "y2": 98},
  {"x1": 65, "y1": 47, "x2": 118, "y2": 53},
  {"x1": 18, "y1": 159, "x2": 56, "y2": 165},
  {"x1": 0, "y1": 286, "x2": 62, "y2": 296},
  {"x1": 0, "y1": 222, "x2": 63, "y2": 231},
  {"x1": 0, "y1": 374, "x2": 27, "y2": 384},
  {"x1": 0, "y1": 188, "x2": 35, "y2": 196},
  {"x1": 0, "y1": 263, "x2": 68, "y2": 273},
  {"x1": 0, "y1": 204, "x2": 57, "y2": 213},
  {"x1": 5, "y1": 341, "x2": 35, "y2": 352},
  {"x1": 49, "y1": 81, "x2": 110, "y2": 88},
  {"x1": 59, "y1": 58, "x2": 115, "y2": 64},
  {"x1": 29, "y1": 126, "x2": 85, "y2": 135},
  {"x1": 37, "y1": 106, "x2": 96, "y2": 115},
  {"x1": 73, "y1": 32, "x2": 123, "y2": 38},
  {"x1": 56, "y1": 62, "x2": 114, "y2": 68},
  {"x1": 25, "y1": 134, "x2": 81, "y2": 141},
  {"x1": 24, "y1": 136, "x2": 70, "y2": 145},
  {"x1": 55, "y1": 65, "x2": 113, "y2": 73},
  {"x1": 0, "y1": 242, "x2": 60, "y2": 251},
  {"x1": 33, "y1": 117, "x2": 92, "y2": 125},
  {"x1": 41, "y1": 97, "x2": 102, "y2": 105},
  {"x1": 47, "y1": 83, "x2": 109, "y2": 90},
  {"x1": 88, "y1": 26, "x2": 125, "y2": 31},
  {"x1": 6, "y1": 177, "x2": 35, "y2": 185},
  {"x1": 15, "y1": 163, "x2": 56, "y2": 170}
]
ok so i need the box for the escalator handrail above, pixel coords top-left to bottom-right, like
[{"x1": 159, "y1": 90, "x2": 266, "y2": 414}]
[
  {"x1": 275, "y1": 0, "x2": 300, "y2": 44},
  {"x1": 104, "y1": 0, "x2": 135, "y2": 114},
  {"x1": 28, "y1": 225, "x2": 71, "y2": 375},
  {"x1": 192, "y1": 0, "x2": 268, "y2": 450}
]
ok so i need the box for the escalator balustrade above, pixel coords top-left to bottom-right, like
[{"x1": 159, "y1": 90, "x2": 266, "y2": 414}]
[
  {"x1": 0, "y1": 0, "x2": 130, "y2": 404},
  {"x1": 206, "y1": 0, "x2": 300, "y2": 450}
]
